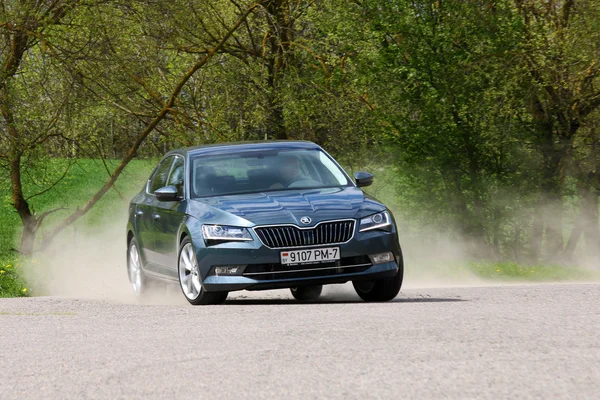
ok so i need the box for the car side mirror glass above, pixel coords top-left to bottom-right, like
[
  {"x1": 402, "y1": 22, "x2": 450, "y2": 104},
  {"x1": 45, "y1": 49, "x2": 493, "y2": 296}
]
[
  {"x1": 155, "y1": 185, "x2": 180, "y2": 201},
  {"x1": 354, "y1": 171, "x2": 374, "y2": 188}
]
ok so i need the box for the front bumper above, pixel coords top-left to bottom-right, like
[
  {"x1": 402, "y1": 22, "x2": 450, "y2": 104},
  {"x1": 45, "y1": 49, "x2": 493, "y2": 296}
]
[
  {"x1": 194, "y1": 228, "x2": 401, "y2": 292},
  {"x1": 203, "y1": 261, "x2": 398, "y2": 291}
]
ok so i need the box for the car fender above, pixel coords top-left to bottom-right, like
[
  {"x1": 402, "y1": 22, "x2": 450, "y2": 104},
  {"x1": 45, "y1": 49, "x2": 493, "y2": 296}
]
[{"x1": 177, "y1": 214, "x2": 201, "y2": 250}]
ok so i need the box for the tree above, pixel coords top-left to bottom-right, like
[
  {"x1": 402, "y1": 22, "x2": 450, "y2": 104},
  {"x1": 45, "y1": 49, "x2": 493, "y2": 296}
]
[
  {"x1": 355, "y1": 0, "x2": 530, "y2": 254},
  {"x1": 0, "y1": 0, "x2": 265, "y2": 254},
  {"x1": 1, "y1": 0, "x2": 80, "y2": 254},
  {"x1": 514, "y1": 0, "x2": 600, "y2": 260},
  {"x1": 343, "y1": 0, "x2": 600, "y2": 262}
]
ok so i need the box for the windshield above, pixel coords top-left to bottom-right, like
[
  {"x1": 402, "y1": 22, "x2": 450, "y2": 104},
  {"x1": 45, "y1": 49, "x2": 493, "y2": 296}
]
[{"x1": 190, "y1": 149, "x2": 351, "y2": 198}]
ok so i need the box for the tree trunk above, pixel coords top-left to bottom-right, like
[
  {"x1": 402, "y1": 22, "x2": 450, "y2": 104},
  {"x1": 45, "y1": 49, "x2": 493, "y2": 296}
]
[
  {"x1": 542, "y1": 192, "x2": 564, "y2": 262},
  {"x1": 264, "y1": 0, "x2": 292, "y2": 140},
  {"x1": 529, "y1": 205, "x2": 543, "y2": 262},
  {"x1": 582, "y1": 181, "x2": 599, "y2": 261},
  {"x1": 19, "y1": 215, "x2": 37, "y2": 256},
  {"x1": 267, "y1": 89, "x2": 287, "y2": 140},
  {"x1": 2, "y1": 78, "x2": 37, "y2": 255},
  {"x1": 527, "y1": 92, "x2": 576, "y2": 261},
  {"x1": 535, "y1": 113, "x2": 569, "y2": 261},
  {"x1": 564, "y1": 202, "x2": 584, "y2": 261},
  {"x1": 10, "y1": 154, "x2": 37, "y2": 255},
  {"x1": 491, "y1": 207, "x2": 501, "y2": 258},
  {"x1": 588, "y1": 129, "x2": 600, "y2": 261}
]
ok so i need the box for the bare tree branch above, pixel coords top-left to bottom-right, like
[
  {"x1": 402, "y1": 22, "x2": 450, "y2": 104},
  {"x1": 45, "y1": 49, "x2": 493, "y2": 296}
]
[
  {"x1": 34, "y1": 207, "x2": 67, "y2": 231},
  {"x1": 562, "y1": 0, "x2": 575, "y2": 27},
  {"x1": 579, "y1": 92, "x2": 600, "y2": 119},
  {"x1": 94, "y1": 141, "x2": 125, "y2": 200},
  {"x1": 24, "y1": 159, "x2": 74, "y2": 202}
]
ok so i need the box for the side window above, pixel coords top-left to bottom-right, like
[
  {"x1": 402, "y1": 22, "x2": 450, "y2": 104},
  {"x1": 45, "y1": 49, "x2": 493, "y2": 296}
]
[
  {"x1": 167, "y1": 156, "x2": 185, "y2": 197},
  {"x1": 149, "y1": 156, "x2": 174, "y2": 193}
]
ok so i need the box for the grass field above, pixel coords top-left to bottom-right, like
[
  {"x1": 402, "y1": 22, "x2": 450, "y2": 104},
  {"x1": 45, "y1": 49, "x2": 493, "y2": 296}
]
[{"x1": 1, "y1": 158, "x2": 597, "y2": 297}]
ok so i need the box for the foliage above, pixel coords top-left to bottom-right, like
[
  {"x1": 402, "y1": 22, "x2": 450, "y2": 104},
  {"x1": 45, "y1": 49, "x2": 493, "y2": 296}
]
[
  {"x1": 0, "y1": 0, "x2": 599, "y2": 266},
  {"x1": 346, "y1": 0, "x2": 600, "y2": 261},
  {"x1": 359, "y1": 0, "x2": 530, "y2": 238},
  {"x1": 0, "y1": 253, "x2": 28, "y2": 297}
]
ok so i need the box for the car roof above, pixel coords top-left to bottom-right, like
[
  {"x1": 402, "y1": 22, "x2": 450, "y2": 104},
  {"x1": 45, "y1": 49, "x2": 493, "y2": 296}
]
[{"x1": 164, "y1": 140, "x2": 322, "y2": 158}]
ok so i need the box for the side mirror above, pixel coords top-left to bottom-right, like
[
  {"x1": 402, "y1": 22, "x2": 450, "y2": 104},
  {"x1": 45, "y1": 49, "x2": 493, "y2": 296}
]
[
  {"x1": 155, "y1": 185, "x2": 180, "y2": 202},
  {"x1": 354, "y1": 171, "x2": 374, "y2": 188}
]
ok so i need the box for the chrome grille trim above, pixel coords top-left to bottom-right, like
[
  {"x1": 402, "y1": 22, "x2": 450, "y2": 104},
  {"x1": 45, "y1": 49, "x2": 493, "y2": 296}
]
[{"x1": 253, "y1": 219, "x2": 356, "y2": 249}]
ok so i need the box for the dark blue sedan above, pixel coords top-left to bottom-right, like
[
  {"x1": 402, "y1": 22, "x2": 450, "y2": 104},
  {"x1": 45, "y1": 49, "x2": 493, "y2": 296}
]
[{"x1": 126, "y1": 141, "x2": 403, "y2": 305}]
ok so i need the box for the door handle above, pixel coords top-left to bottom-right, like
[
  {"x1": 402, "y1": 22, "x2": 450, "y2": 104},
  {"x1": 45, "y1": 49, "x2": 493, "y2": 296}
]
[
  {"x1": 135, "y1": 210, "x2": 143, "y2": 216},
  {"x1": 152, "y1": 213, "x2": 161, "y2": 220}
]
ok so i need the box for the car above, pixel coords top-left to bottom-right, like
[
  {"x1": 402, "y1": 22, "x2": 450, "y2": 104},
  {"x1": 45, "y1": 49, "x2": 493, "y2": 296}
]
[{"x1": 126, "y1": 141, "x2": 403, "y2": 305}]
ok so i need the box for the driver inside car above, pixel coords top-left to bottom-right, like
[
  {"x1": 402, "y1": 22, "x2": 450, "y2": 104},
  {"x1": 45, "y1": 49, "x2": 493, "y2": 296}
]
[{"x1": 269, "y1": 155, "x2": 302, "y2": 189}]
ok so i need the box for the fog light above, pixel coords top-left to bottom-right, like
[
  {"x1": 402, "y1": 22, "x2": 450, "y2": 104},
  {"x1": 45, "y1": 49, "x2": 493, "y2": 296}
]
[
  {"x1": 213, "y1": 265, "x2": 246, "y2": 276},
  {"x1": 369, "y1": 252, "x2": 394, "y2": 265}
]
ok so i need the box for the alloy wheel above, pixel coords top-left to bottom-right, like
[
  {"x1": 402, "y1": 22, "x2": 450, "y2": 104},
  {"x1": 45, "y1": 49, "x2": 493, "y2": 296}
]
[{"x1": 179, "y1": 242, "x2": 202, "y2": 300}]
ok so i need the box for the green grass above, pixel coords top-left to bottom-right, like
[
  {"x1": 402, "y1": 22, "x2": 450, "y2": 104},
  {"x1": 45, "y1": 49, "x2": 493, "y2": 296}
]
[
  {"x1": 468, "y1": 261, "x2": 599, "y2": 281},
  {"x1": 0, "y1": 158, "x2": 155, "y2": 297},
  {"x1": 0, "y1": 253, "x2": 28, "y2": 297}
]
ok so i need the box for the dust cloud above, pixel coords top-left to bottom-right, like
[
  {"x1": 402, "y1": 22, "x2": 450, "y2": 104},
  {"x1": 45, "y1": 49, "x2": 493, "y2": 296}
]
[
  {"x1": 27, "y1": 196, "x2": 598, "y2": 303},
  {"x1": 23, "y1": 206, "x2": 185, "y2": 304},
  {"x1": 23, "y1": 204, "x2": 491, "y2": 305},
  {"x1": 320, "y1": 229, "x2": 492, "y2": 299}
]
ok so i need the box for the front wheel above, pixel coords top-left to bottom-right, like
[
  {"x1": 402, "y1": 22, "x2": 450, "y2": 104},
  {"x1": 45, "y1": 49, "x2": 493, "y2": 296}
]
[
  {"x1": 290, "y1": 285, "x2": 322, "y2": 301},
  {"x1": 178, "y1": 238, "x2": 228, "y2": 305},
  {"x1": 353, "y1": 256, "x2": 403, "y2": 302}
]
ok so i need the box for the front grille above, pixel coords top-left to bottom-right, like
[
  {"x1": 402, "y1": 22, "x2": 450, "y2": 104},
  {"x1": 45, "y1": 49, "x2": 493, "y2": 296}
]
[
  {"x1": 243, "y1": 255, "x2": 372, "y2": 281},
  {"x1": 254, "y1": 220, "x2": 355, "y2": 248}
]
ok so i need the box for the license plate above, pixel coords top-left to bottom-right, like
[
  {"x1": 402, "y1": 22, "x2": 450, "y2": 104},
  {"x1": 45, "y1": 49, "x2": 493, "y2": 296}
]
[{"x1": 280, "y1": 247, "x2": 340, "y2": 265}]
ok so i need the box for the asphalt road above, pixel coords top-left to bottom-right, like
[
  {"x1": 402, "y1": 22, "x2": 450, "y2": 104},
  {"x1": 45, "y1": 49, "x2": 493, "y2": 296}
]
[{"x1": 0, "y1": 283, "x2": 599, "y2": 399}]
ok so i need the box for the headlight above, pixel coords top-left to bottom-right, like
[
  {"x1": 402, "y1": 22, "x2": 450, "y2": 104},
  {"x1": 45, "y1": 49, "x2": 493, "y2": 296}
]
[
  {"x1": 202, "y1": 225, "x2": 253, "y2": 244},
  {"x1": 359, "y1": 211, "x2": 392, "y2": 232}
]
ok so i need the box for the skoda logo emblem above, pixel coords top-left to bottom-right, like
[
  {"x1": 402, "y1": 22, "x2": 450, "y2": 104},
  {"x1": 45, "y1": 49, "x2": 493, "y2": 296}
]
[{"x1": 300, "y1": 216, "x2": 312, "y2": 225}]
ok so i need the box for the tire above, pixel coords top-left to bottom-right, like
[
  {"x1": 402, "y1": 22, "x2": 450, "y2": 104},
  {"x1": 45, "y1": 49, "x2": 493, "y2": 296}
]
[
  {"x1": 352, "y1": 254, "x2": 404, "y2": 302},
  {"x1": 127, "y1": 238, "x2": 148, "y2": 298},
  {"x1": 290, "y1": 285, "x2": 323, "y2": 301},
  {"x1": 178, "y1": 237, "x2": 228, "y2": 305}
]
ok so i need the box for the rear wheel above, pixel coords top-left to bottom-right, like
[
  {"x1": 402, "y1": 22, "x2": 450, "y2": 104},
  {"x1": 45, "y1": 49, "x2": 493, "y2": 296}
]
[
  {"x1": 290, "y1": 285, "x2": 322, "y2": 301},
  {"x1": 127, "y1": 238, "x2": 147, "y2": 298},
  {"x1": 178, "y1": 238, "x2": 228, "y2": 305},
  {"x1": 353, "y1": 255, "x2": 403, "y2": 302}
]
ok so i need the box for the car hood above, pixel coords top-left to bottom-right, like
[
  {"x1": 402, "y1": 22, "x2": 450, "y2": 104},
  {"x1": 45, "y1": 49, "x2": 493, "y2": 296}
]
[{"x1": 187, "y1": 187, "x2": 385, "y2": 227}]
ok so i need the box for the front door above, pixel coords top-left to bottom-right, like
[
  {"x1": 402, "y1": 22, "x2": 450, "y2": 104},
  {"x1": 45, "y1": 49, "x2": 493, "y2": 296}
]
[
  {"x1": 153, "y1": 155, "x2": 186, "y2": 277},
  {"x1": 139, "y1": 156, "x2": 174, "y2": 272}
]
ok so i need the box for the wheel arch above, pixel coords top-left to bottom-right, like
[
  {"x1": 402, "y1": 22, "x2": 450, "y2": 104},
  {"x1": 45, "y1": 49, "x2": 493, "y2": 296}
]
[
  {"x1": 180, "y1": 231, "x2": 188, "y2": 244},
  {"x1": 127, "y1": 230, "x2": 135, "y2": 246},
  {"x1": 178, "y1": 221, "x2": 194, "y2": 247}
]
